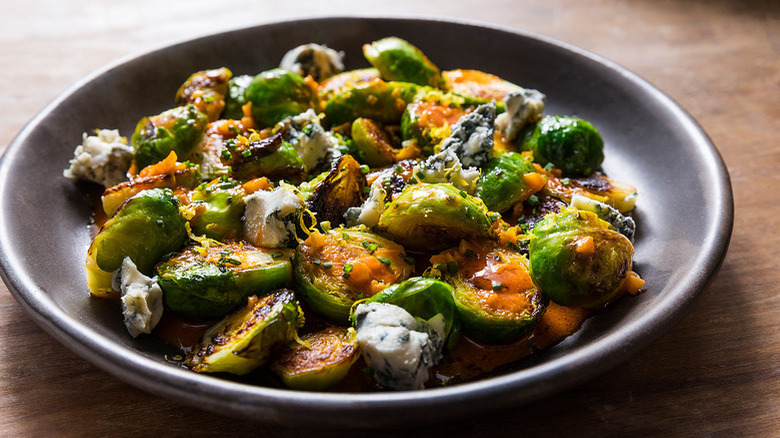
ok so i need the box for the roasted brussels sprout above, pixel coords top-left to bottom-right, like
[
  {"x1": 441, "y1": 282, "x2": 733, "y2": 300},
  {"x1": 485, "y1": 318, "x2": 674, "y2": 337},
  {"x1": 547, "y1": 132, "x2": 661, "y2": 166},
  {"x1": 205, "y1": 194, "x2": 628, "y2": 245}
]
[
  {"x1": 188, "y1": 178, "x2": 246, "y2": 241},
  {"x1": 431, "y1": 241, "x2": 547, "y2": 343},
  {"x1": 363, "y1": 37, "x2": 442, "y2": 88},
  {"x1": 442, "y1": 69, "x2": 523, "y2": 103},
  {"x1": 245, "y1": 68, "x2": 318, "y2": 128},
  {"x1": 185, "y1": 290, "x2": 302, "y2": 375},
  {"x1": 378, "y1": 183, "x2": 494, "y2": 251},
  {"x1": 175, "y1": 67, "x2": 232, "y2": 122},
  {"x1": 226, "y1": 133, "x2": 306, "y2": 182},
  {"x1": 529, "y1": 207, "x2": 634, "y2": 308},
  {"x1": 477, "y1": 152, "x2": 546, "y2": 213},
  {"x1": 318, "y1": 68, "x2": 380, "y2": 101},
  {"x1": 522, "y1": 115, "x2": 604, "y2": 176},
  {"x1": 294, "y1": 228, "x2": 414, "y2": 322},
  {"x1": 306, "y1": 155, "x2": 366, "y2": 225},
  {"x1": 157, "y1": 243, "x2": 293, "y2": 319},
  {"x1": 222, "y1": 74, "x2": 253, "y2": 120},
  {"x1": 86, "y1": 188, "x2": 188, "y2": 296},
  {"x1": 324, "y1": 79, "x2": 419, "y2": 125},
  {"x1": 351, "y1": 118, "x2": 397, "y2": 168},
  {"x1": 131, "y1": 104, "x2": 208, "y2": 169},
  {"x1": 270, "y1": 327, "x2": 359, "y2": 390},
  {"x1": 364, "y1": 277, "x2": 459, "y2": 344}
]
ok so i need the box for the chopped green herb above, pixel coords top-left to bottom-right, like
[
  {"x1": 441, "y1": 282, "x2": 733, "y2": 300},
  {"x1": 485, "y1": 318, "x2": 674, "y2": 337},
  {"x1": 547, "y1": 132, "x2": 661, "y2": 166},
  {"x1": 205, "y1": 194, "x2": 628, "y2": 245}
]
[
  {"x1": 241, "y1": 149, "x2": 252, "y2": 158},
  {"x1": 395, "y1": 164, "x2": 403, "y2": 173},
  {"x1": 341, "y1": 232, "x2": 350, "y2": 240},
  {"x1": 271, "y1": 252, "x2": 283, "y2": 259},
  {"x1": 544, "y1": 162, "x2": 554, "y2": 171},
  {"x1": 408, "y1": 177, "x2": 418, "y2": 184},
  {"x1": 492, "y1": 282, "x2": 503, "y2": 291},
  {"x1": 312, "y1": 260, "x2": 322, "y2": 266},
  {"x1": 363, "y1": 186, "x2": 371, "y2": 195},
  {"x1": 322, "y1": 262, "x2": 333, "y2": 269},
  {"x1": 343, "y1": 263, "x2": 353, "y2": 273},
  {"x1": 416, "y1": 170, "x2": 425, "y2": 180},
  {"x1": 357, "y1": 293, "x2": 365, "y2": 300},
  {"x1": 359, "y1": 164, "x2": 370, "y2": 174},
  {"x1": 527, "y1": 194, "x2": 539, "y2": 205},
  {"x1": 458, "y1": 190, "x2": 467, "y2": 198},
  {"x1": 221, "y1": 257, "x2": 241, "y2": 266},
  {"x1": 376, "y1": 257, "x2": 392, "y2": 267}
]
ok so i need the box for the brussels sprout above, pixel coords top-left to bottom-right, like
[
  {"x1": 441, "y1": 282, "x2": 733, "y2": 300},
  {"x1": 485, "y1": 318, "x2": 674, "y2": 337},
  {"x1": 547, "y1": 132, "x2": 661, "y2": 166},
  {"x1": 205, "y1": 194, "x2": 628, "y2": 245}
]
[
  {"x1": 364, "y1": 277, "x2": 459, "y2": 345},
  {"x1": 86, "y1": 188, "x2": 188, "y2": 296},
  {"x1": 270, "y1": 327, "x2": 359, "y2": 390},
  {"x1": 351, "y1": 118, "x2": 396, "y2": 168},
  {"x1": 378, "y1": 183, "x2": 494, "y2": 251},
  {"x1": 189, "y1": 179, "x2": 246, "y2": 241},
  {"x1": 442, "y1": 69, "x2": 523, "y2": 103},
  {"x1": 432, "y1": 241, "x2": 547, "y2": 343},
  {"x1": 227, "y1": 133, "x2": 306, "y2": 182},
  {"x1": 400, "y1": 100, "x2": 467, "y2": 153},
  {"x1": 131, "y1": 104, "x2": 208, "y2": 169},
  {"x1": 324, "y1": 79, "x2": 419, "y2": 125},
  {"x1": 319, "y1": 68, "x2": 380, "y2": 101},
  {"x1": 294, "y1": 228, "x2": 414, "y2": 322},
  {"x1": 157, "y1": 243, "x2": 293, "y2": 319},
  {"x1": 521, "y1": 115, "x2": 604, "y2": 176},
  {"x1": 477, "y1": 152, "x2": 543, "y2": 213},
  {"x1": 307, "y1": 155, "x2": 366, "y2": 225},
  {"x1": 185, "y1": 290, "x2": 301, "y2": 375},
  {"x1": 363, "y1": 37, "x2": 442, "y2": 88},
  {"x1": 222, "y1": 74, "x2": 253, "y2": 119},
  {"x1": 101, "y1": 165, "x2": 199, "y2": 217},
  {"x1": 529, "y1": 207, "x2": 634, "y2": 308},
  {"x1": 175, "y1": 67, "x2": 232, "y2": 122},
  {"x1": 245, "y1": 68, "x2": 318, "y2": 128}
]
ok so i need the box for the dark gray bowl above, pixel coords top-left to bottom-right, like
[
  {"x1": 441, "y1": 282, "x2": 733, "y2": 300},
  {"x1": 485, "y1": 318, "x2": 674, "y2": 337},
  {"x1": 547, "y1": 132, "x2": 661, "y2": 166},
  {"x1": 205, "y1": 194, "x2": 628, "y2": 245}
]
[{"x1": 0, "y1": 17, "x2": 732, "y2": 427}]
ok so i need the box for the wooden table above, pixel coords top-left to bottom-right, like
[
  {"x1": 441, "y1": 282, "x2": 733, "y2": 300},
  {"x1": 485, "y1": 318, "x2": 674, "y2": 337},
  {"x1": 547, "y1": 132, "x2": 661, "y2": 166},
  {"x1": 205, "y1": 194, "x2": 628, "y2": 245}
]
[{"x1": 1, "y1": 0, "x2": 777, "y2": 435}]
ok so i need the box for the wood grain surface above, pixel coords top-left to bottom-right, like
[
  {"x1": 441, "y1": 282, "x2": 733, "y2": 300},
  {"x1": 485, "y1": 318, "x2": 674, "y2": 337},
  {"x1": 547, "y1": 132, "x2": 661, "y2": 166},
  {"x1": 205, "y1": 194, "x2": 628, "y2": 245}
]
[{"x1": 1, "y1": 0, "x2": 778, "y2": 436}]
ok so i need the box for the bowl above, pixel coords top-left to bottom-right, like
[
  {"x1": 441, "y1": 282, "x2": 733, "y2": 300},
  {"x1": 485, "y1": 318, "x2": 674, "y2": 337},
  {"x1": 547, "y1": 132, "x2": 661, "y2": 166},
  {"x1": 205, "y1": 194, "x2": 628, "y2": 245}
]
[{"x1": 0, "y1": 16, "x2": 733, "y2": 427}]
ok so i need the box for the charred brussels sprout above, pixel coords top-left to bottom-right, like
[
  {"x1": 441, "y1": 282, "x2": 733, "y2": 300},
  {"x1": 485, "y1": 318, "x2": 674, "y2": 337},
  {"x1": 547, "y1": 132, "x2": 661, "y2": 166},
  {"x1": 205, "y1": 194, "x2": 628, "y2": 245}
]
[
  {"x1": 222, "y1": 74, "x2": 253, "y2": 119},
  {"x1": 351, "y1": 118, "x2": 397, "y2": 168},
  {"x1": 529, "y1": 207, "x2": 634, "y2": 308},
  {"x1": 363, "y1": 37, "x2": 442, "y2": 88},
  {"x1": 245, "y1": 68, "x2": 318, "y2": 128},
  {"x1": 189, "y1": 179, "x2": 246, "y2": 241},
  {"x1": 364, "y1": 277, "x2": 459, "y2": 346},
  {"x1": 175, "y1": 67, "x2": 231, "y2": 122},
  {"x1": 86, "y1": 188, "x2": 187, "y2": 296},
  {"x1": 306, "y1": 155, "x2": 366, "y2": 225},
  {"x1": 324, "y1": 79, "x2": 419, "y2": 125},
  {"x1": 270, "y1": 327, "x2": 359, "y2": 390},
  {"x1": 157, "y1": 243, "x2": 293, "y2": 320},
  {"x1": 432, "y1": 241, "x2": 547, "y2": 343},
  {"x1": 185, "y1": 290, "x2": 301, "y2": 375},
  {"x1": 319, "y1": 68, "x2": 380, "y2": 101},
  {"x1": 378, "y1": 183, "x2": 494, "y2": 251},
  {"x1": 101, "y1": 160, "x2": 199, "y2": 217},
  {"x1": 131, "y1": 104, "x2": 208, "y2": 169},
  {"x1": 522, "y1": 115, "x2": 604, "y2": 176},
  {"x1": 477, "y1": 152, "x2": 545, "y2": 213},
  {"x1": 226, "y1": 133, "x2": 306, "y2": 182},
  {"x1": 294, "y1": 229, "x2": 414, "y2": 322}
]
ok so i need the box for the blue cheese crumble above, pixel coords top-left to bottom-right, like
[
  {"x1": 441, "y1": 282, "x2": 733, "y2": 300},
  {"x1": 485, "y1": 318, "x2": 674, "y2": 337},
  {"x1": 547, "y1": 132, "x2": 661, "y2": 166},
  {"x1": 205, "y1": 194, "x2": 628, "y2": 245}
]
[
  {"x1": 344, "y1": 180, "x2": 387, "y2": 227},
  {"x1": 495, "y1": 89, "x2": 546, "y2": 141},
  {"x1": 274, "y1": 109, "x2": 332, "y2": 171},
  {"x1": 571, "y1": 194, "x2": 636, "y2": 241},
  {"x1": 353, "y1": 302, "x2": 444, "y2": 391},
  {"x1": 114, "y1": 257, "x2": 163, "y2": 338},
  {"x1": 63, "y1": 129, "x2": 133, "y2": 187},
  {"x1": 413, "y1": 149, "x2": 481, "y2": 194},
  {"x1": 279, "y1": 43, "x2": 345, "y2": 81},
  {"x1": 438, "y1": 102, "x2": 496, "y2": 168},
  {"x1": 243, "y1": 185, "x2": 304, "y2": 247}
]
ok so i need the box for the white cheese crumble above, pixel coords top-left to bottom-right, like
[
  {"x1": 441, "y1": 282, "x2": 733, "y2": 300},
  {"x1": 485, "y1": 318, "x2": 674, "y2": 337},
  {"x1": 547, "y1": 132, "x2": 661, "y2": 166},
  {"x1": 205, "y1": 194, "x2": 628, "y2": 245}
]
[
  {"x1": 353, "y1": 302, "x2": 444, "y2": 391},
  {"x1": 495, "y1": 89, "x2": 546, "y2": 141},
  {"x1": 63, "y1": 129, "x2": 133, "y2": 187},
  {"x1": 279, "y1": 43, "x2": 345, "y2": 81},
  {"x1": 274, "y1": 109, "x2": 332, "y2": 171},
  {"x1": 438, "y1": 102, "x2": 496, "y2": 168},
  {"x1": 413, "y1": 149, "x2": 480, "y2": 194},
  {"x1": 571, "y1": 194, "x2": 636, "y2": 241},
  {"x1": 115, "y1": 257, "x2": 163, "y2": 338},
  {"x1": 344, "y1": 180, "x2": 387, "y2": 227},
  {"x1": 243, "y1": 185, "x2": 304, "y2": 247}
]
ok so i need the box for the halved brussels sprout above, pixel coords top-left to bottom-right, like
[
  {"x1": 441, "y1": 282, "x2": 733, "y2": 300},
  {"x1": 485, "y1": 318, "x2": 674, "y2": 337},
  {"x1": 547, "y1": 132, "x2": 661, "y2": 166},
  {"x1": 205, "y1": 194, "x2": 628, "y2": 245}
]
[
  {"x1": 431, "y1": 241, "x2": 547, "y2": 343},
  {"x1": 245, "y1": 68, "x2": 318, "y2": 128},
  {"x1": 442, "y1": 69, "x2": 523, "y2": 103},
  {"x1": 86, "y1": 188, "x2": 188, "y2": 296},
  {"x1": 175, "y1": 67, "x2": 232, "y2": 122},
  {"x1": 131, "y1": 104, "x2": 208, "y2": 169},
  {"x1": 188, "y1": 178, "x2": 246, "y2": 241},
  {"x1": 477, "y1": 152, "x2": 545, "y2": 213},
  {"x1": 222, "y1": 74, "x2": 253, "y2": 119},
  {"x1": 522, "y1": 115, "x2": 604, "y2": 176},
  {"x1": 294, "y1": 228, "x2": 414, "y2": 322},
  {"x1": 269, "y1": 327, "x2": 359, "y2": 390},
  {"x1": 378, "y1": 183, "x2": 494, "y2": 251},
  {"x1": 324, "y1": 79, "x2": 419, "y2": 125},
  {"x1": 351, "y1": 118, "x2": 396, "y2": 168},
  {"x1": 157, "y1": 243, "x2": 293, "y2": 319},
  {"x1": 400, "y1": 100, "x2": 467, "y2": 153},
  {"x1": 318, "y1": 68, "x2": 380, "y2": 101},
  {"x1": 306, "y1": 155, "x2": 366, "y2": 226},
  {"x1": 101, "y1": 163, "x2": 199, "y2": 217},
  {"x1": 364, "y1": 277, "x2": 459, "y2": 345},
  {"x1": 363, "y1": 37, "x2": 442, "y2": 88},
  {"x1": 185, "y1": 290, "x2": 301, "y2": 375},
  {"x1": 226, "y1": 133, "x2": 306, "y2": 182},
  {"x1": 529, "y1": 207, "x2": 634, "y2": 308}
]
